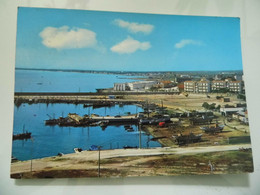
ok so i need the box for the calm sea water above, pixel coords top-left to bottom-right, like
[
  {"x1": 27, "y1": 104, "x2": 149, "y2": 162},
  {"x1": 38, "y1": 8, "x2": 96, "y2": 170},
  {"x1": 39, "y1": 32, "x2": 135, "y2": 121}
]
[
  {"x1": 13, "y1": 103, "x2": 161, "y2": 161},
  {"x1": 13, "y1": 70, "x2": 160, "y2": 161},
  {"x1": 15, "y1": 69, "x2": 140, "y2": 92}
]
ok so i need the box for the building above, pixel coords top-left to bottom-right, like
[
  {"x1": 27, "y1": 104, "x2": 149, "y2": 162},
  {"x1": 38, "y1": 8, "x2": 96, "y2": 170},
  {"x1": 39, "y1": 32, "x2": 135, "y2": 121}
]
[
  {"x1": 211, "y1": 80, "x2": 227, "y2": 91},
  {"x1": 114, "y1": 81, "x2": 157, "y2": 91},
  {"x1": 220, "y1": 107, "x2": 245, "y2": 116},
  {"x1": 184, "y1": 79, "x2": 210, "y2": 93},
  {"x1": 227, "y1": 81, "x2": 242, "y2": 93},
  {"x1": 195, "y1": 79, "x2": 211, "y2": 93},
  {"x1": 232, "y1": 111, "x2": 248, "y2": 124},
  {"x1": 128, "y1": 81, "x2": 157, "y2": 91},
  {"x1": 184, "y1": 81, "x2": 195, "y2": 92},
  {"x1": 114, "y1": 83, "x2": 127, "y2": 91}
]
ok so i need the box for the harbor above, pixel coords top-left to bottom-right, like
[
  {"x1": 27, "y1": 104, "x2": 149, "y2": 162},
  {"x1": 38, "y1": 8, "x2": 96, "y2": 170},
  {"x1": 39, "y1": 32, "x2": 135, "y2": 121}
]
[{"x1": 11, "y1": 70, "x2": 253, "y2": 178}]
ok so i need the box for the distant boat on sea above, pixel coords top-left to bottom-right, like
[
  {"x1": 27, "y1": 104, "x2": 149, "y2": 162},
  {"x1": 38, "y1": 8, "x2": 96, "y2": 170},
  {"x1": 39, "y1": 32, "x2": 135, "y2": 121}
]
[{"x1": 13, "y1": 125, "x2": 32, "y2": 141}]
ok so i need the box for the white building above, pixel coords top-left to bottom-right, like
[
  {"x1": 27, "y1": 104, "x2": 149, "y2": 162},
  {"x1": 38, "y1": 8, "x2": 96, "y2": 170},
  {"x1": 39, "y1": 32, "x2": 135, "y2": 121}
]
[
  {"x1": 184, "y1": 79, "x2": 210, "y2": 93},
  {"x1": 114, "y1": 83, "x2": 127, "y2": 91},
  {"x1": 195, "y1": 80, "x2": 211, "y2": 93},
  {"x1": 220, "y1": 107, "x2": 245, "y2": 116},
  {"x1": 211, "y1": 80, "x2": 227, "y2": 91},
  {"x1": 128, "y1": 81, "x2": 157, "y2": 91},
  {"x1": 184, "y1": 81, "x2": 195, "y2": 92},
  {"x1": 114, "y1": 81, "x2": 157, "y2": 91}
]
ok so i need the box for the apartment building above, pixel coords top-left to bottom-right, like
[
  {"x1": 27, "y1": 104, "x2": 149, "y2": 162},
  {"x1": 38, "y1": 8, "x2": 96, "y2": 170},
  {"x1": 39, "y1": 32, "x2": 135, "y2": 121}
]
[
  {"x1": 184, "y1": 79, "x2": 242, "y2": 93},
  {"x1": 184, "y1": 79, "x2": 210, "y2": 93},
  {"x1": 184, "y1": 81, "x2": 196, "y2": 92},
  {"x1": 195, "y1": 80, "x2": 211, "y2": 93},
  {"x1": 211, "y1": 80, "x2": 227, "y2": 91},
  {"x1": 227, "y1": 81, "x2": 242, "y2": 93}
]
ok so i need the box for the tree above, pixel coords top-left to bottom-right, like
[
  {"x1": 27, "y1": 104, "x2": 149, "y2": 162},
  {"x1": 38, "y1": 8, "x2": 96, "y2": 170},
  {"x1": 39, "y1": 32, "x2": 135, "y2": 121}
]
[{"x1": 202, "y1": 102, "x2": 210, "y2": 109}]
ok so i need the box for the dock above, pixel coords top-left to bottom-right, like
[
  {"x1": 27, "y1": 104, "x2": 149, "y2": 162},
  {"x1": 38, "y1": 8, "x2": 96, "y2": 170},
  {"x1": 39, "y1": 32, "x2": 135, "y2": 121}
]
[{"x1": 45, "y1": 114, "x2": 139, "y2": 127}]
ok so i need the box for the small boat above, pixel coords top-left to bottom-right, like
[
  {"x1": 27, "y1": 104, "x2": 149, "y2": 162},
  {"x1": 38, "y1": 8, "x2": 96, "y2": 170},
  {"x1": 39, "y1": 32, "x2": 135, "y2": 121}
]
[
  {"x1": 172, "y1": 133, "x2": 202, "y2": 146},
  {"x1": 13, "y1": 128, "x2": 32, "y2": 141},
  {"x1": 13, "y1": 125, "x2": 32, "y2": 141},
  {"x1": 100, "y1": 120, "x2": 109, "y2": 127},
  {"x1": 123, "y1": 145, "x2": 138, "y2": 149},
  {"x1": 74, "y1": 148, "x2": 83, "y2": 153},
  {"x1": 89, "y1": 145, "x2": 99, "y2": 151},
  {"x1": 200, "y1": 124, "x2": 225, "y2": 134},
  {"x1": 126, "y1": 128, "x2": 134, "y2": 132},
  {"x1": 124, "y1": 125, "x2": 131, "y2": 129},
  {"x1": 11, "y1": 156, "x2": 19, "y2": 163},
  {"x1": 57, "y1": 152, "x2": 64, "y2": 157},
  {"x1": 83, "y1": 103, "x2": 93, "y2": 108}
]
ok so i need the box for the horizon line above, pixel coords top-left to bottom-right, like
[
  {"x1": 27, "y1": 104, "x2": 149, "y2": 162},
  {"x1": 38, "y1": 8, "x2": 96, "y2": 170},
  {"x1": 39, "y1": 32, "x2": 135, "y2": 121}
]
[{"x1": 15, "y1": 67, "x2": 243, "y2": 73}]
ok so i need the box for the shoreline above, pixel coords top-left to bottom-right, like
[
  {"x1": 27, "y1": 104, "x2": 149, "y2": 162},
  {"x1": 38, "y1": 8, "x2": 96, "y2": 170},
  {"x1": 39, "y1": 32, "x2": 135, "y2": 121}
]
[{"x1": 10, "y1": 144, "x2": 253, "y2": 178}]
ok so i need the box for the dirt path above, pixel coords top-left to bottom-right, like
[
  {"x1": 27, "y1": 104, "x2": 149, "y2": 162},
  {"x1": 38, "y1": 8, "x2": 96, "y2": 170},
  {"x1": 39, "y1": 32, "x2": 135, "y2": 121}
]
[{"x1": 11, "y1": 144, "x2": 251, "y2": 174}]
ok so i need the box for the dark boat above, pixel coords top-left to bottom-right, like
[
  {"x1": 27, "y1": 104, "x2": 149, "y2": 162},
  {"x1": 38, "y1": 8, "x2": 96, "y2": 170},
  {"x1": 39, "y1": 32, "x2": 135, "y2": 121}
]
[
  {"x1": 11, "y1": 156, "x2": 19, "y2": 163},
  {"x1": 200, "y1": 124, "x2": 225, "y2": 134},
  {"x1": 99, "y1": 120, "x2": 109, "y2": 127},
  {"x1": 92, "y1": 102, "x2": 115, "y2": 109},
  {"x1": 13, "y1": 132, "x2": 32, "y2": 140},
  {"x1": 83, "y1": 103, "x2": 93, "y2": 108},
  {"x1": 126, "y1": 128, "x2": 134, "y2": 132},
  {"x1": 13, "y1": 125, "x2": 32, "y2": 141},
  {"x1": 172, "y1": 133, "x2": 202, "y2": 146},
  {"x1": 123, "y1": 145, "x2": 138, "y2": 149}
]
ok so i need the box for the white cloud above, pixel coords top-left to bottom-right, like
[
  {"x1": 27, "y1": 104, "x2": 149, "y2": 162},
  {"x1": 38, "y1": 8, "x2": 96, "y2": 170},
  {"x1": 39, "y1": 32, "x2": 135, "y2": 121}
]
[
  {"x1": 111, "y1": 36, "x2": 151, "y2": 54},
  {"x1": 39, "y1": 26, "x2": 97, "y2": 49},
  {"x1": 175, "y1": 39, "x2": 202, "y2": 49},
  {"x1": 114, "y1": 19, "x2": 154, "y2": 34}
]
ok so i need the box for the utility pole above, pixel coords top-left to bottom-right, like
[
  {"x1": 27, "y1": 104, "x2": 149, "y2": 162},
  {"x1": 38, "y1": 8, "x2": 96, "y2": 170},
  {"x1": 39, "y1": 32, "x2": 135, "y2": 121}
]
[
  {"x1": 161, "y1": 100, "x2": 164, "y2": 115},
  {"x1": 30, "y1": 137, "x2": 34, "y2": 173},
  {"x1": 147, "y1": 100, "x2": 149, "y2": 118},
  {"x1": 98, "y1": 146, "x2": 101, "y2": 177},
  {"x1": 139, "y1": 123, "x2": 142, "y2": 149}
]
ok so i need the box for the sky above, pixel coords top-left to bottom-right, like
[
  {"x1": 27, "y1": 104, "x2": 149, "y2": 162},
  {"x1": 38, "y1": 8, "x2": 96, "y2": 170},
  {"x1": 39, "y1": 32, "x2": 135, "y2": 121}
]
[{"x1": 15, "y1": 7, "x2": 243, "y2": 71}]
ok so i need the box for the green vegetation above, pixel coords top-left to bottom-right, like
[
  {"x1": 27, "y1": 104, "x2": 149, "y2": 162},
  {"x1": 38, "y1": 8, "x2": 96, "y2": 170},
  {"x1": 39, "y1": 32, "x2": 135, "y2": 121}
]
[
  {"x1": 237, "y1": 94, "x2": 246, "y2": 101},
  {"x1": 202, "y1": 102, "x2": 217, "y2": 110}
]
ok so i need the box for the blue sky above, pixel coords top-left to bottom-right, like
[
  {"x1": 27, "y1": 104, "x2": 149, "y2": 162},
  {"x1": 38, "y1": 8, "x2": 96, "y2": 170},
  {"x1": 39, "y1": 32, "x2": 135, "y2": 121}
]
[{"x1": 16, "y1": 7, "x2": 243, "y2": 71}]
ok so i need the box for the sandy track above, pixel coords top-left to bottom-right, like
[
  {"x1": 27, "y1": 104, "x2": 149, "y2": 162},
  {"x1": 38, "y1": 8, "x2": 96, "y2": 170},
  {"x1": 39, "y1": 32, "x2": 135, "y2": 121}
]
[{"x1": 11, "y1": 144, "x2": 251, "y2": 174}]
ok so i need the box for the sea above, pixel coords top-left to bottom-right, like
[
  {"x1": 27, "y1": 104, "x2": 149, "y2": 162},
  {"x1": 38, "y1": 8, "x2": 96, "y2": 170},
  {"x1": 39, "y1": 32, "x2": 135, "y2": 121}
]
[
  {"x1": 12, "y1": 69, "x2": 161, "y2": 161},
  {"x1": 15, "y1": 69, "x2": 141, "y2": 92}
]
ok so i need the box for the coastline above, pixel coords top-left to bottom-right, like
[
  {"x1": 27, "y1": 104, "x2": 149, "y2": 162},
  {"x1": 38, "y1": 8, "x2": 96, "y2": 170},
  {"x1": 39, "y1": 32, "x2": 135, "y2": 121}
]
[{"x1": 10, "y1": 144, "x2": 253, "y2": 178}]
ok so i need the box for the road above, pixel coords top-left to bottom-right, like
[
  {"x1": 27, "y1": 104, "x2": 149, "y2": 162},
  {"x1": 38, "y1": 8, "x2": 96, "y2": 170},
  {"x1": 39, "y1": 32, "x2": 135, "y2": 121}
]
[{"x1": 11, "y1": 144, "x2": 251, "y2": 174}]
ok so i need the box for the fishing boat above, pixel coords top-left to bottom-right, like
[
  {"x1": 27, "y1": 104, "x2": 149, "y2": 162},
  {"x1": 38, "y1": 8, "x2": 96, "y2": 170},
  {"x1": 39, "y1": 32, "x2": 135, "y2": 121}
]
[
  {"x1": 123, "y1": 145, "x2": 138, "y2": 149},
  {"x1": 13, "y1": 125, "x2": 32, "y2": 141},
  {"x1": 200, "y1": 123, "x2": 225, "y2": 134},
  {"x1": 172, "y1": 133, "x2": 202, "y2": 146}
]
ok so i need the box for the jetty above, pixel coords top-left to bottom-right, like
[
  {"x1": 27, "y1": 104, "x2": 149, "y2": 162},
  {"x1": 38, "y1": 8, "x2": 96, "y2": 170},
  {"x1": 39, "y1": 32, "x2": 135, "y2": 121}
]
[{"x1": 45, "y1": 113, "x2": 139, "y2": 127}]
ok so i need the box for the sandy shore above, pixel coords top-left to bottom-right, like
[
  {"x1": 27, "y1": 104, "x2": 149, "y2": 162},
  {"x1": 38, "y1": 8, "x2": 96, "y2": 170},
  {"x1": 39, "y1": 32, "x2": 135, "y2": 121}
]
[{"x1": 11, "y1": 144, "x2": 251, "y2": 175}]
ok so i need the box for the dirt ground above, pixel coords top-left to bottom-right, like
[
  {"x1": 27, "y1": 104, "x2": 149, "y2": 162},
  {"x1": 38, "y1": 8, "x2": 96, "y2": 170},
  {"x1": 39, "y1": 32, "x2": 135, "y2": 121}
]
[
  {"x1": 11, "y1": 145, "x2": 253, "y2": 178},
  {"x1": 124, "y1": 93, "x2": 250, "y2": 148},
  {"x1": 124, "y1": 93, "x2": 243, "y2": 111}
]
